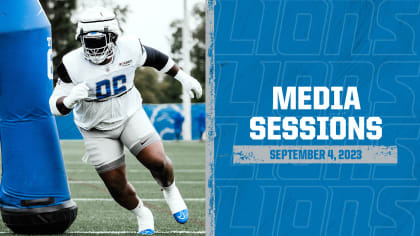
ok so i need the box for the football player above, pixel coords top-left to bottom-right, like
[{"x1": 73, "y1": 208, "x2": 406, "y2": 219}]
[{"x1": 49, "y1": 7, "x2": 202, "y2": 235}]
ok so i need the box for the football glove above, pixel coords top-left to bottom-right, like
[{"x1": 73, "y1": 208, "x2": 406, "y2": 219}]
[
  {"x1": 175, "y1": 70, "x2": 202, "y2": 99},
  {"x1": 63, "y1": 83, "x2": 89, "y2": 108}
]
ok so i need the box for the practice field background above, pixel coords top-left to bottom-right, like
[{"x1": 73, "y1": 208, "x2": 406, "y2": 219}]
[{"x1": 0, "y1": 141, "x2": 205, "y2": 236}]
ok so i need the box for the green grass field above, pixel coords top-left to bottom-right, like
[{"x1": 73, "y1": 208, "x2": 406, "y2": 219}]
[{"x1": 0, "y1": 141, "x2": 205, "y2": 236}]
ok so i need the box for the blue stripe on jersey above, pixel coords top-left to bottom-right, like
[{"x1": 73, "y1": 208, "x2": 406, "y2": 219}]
[
  {"x1": 95, "y1": 75, "x2": 127, "y2": 100},
  {"x1": 96, "y1": 80, "x2": 112, "y2": 99},
  {"x1": 113, "y1": 75, "x2": 127, "y2": 95}
]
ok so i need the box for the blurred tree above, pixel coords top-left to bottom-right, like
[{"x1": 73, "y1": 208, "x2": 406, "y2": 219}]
[
  {"x1": 164, "y1": 3, "x2": 205, "y2": 103},
  {"x1": 112, "y1": 5, "x2": 129, "y2": 33},
  {"x1": 159, "y1": 76, "x2": 183, "y2": 103},
  {"x1": 135, "y1": 3, "x2": 205, "y2": 103},
  {"x1": 190, "y1": 4, "x2": 206, "y2": 99},
  {"x1": 133, "y1": 68, "x2": 163, "y2": 104}
]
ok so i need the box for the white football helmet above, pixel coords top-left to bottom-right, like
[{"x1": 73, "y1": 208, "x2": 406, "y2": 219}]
[{"x1": 75, "y1": 7, "x2": 121, "y2": 64}]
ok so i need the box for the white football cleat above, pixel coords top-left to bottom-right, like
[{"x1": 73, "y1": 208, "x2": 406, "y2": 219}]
[
  {"x1": 136, "y1": 206, "x2": 155, "y2": 235},
  {"x1": 163, "y1": 184, "x2": 188, "y2": 224}
]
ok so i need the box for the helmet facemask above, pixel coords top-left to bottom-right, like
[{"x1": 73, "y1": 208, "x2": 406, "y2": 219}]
[{"x1": 81, "y1": 32, "x2": 115, "y2": 64}]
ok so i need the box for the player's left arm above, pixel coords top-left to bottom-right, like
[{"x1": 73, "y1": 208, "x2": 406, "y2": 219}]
[{"x1": 141, "y1": 44, "x2": 202, "y2": 99}]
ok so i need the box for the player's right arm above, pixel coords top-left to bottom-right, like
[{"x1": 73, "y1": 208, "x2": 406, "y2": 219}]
[{"x1": 49, "y1": 63, "x2": 89, "y2": 116}]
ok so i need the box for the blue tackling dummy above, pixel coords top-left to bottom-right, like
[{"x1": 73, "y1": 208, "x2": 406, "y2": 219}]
[{"x1": 0, "y1": 0, "x2": 77, "y2": 234}]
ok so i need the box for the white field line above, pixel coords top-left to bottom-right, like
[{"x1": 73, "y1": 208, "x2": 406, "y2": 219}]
[
  {"x1": 68, "y1": 180, "x2": 204, "y2": 184},
  {"x1": 66, "y1": 169, "x2": 204, "y2": 173},
  {"x1": 73, "y1": 198, "x2": 205, "y2": 202},
  {"x1": 0, "y1": 231, "x2": 205, "y2": 234}
]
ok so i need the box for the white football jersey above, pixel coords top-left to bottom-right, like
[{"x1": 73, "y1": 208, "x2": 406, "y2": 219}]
[{"x1": 54, "y1": 35, "x2": 147, "y2": 130}]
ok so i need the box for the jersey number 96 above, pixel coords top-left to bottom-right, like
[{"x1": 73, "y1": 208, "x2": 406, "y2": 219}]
[{"x1": 96, "y1": 75, "x2": 127, "y2": 99}]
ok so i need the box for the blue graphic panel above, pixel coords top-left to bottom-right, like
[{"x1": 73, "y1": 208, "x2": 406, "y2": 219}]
[{"x1": 212, "y1": 0, "x2": 420, "y2": 235}]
